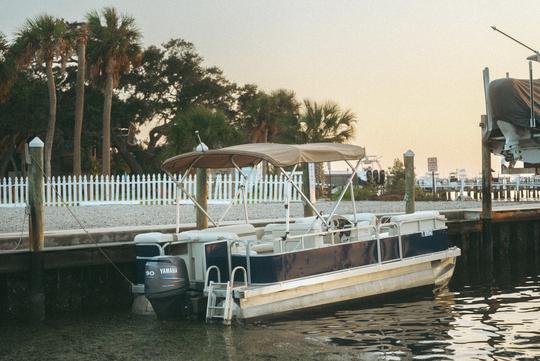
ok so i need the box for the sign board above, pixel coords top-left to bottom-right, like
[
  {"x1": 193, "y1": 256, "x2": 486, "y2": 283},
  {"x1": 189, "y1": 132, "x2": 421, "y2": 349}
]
[{"x1": 427, "y1": 157, "x2": 438, "y2": 173}]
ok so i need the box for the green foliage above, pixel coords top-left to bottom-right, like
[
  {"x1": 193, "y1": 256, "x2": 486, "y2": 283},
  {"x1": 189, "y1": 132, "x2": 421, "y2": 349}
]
[
  {"x1": 236, "y1": 85, "x2": 300, "y2": 143},
  {"x1": 12, "y1": 15, "x2": 71, "y2": 71},
  {"x1": 331, "y1": 184, "x2": 379, "y2": 201},
  {"x1": 165, "y1": 107, "x2": 241, "y2": 156},
  {"x1": 291, "y1": 100, "x2": 356, "y2": 144},
  {"x1": 86, "y1": 7, "x2": 142, "y2": 86},
  {"x1": 0, "y1": 10, "x2": 362, "y2": 177},
  {"x1": 386, "y1": 158, "x2": 405, "y2": 195},
  {"x1": 414, "y1": 187, "x2": 444, "y2": 201},
  {"x1": 0, "y1": 32, "x2": 15, "y2": 102}
]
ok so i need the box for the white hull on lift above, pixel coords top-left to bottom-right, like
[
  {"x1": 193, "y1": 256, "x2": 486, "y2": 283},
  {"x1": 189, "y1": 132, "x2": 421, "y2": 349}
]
[{"x1": 235, "y1": 248, "x2": 460, "y2": 320}]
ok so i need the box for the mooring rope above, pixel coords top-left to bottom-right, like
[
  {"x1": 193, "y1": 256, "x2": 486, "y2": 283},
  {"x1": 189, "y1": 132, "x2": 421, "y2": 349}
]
[
  {"x1": 14, "y1": 205, "x2": 30, "y2": 250},
  {"x1": 28, "y1": 154, "x2": 134, "y2": 287}
]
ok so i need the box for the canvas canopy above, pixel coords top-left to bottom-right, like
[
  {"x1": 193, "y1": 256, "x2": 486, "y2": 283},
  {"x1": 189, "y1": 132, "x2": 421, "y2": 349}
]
[
  {"x1": 162, "y1": 143, "x2": 365, "y2": 173},
  {"x1": 489, "y1": 78, "x2": 540, "y2": 128}
]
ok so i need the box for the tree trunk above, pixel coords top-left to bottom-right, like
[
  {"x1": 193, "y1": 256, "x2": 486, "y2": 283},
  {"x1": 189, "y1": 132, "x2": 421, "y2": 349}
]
[
  {"x1": 112, "y1": 133, "x2": 143, "y2": 174},
  {"x1": 44, "y1": 60, "x2": 56, "y2": 178},
  {"x1": 102, "y1": 61, "x2": 114, "y2": 175},
  {"x1": 73, "y1": 39, "x2": 86, "y2": 176}
]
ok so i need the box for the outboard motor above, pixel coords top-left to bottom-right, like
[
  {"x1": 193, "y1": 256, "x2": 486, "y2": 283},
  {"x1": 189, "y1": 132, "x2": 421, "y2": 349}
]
[{"x1": 145, "y1": 256, "x2": 190, "y2": 319}]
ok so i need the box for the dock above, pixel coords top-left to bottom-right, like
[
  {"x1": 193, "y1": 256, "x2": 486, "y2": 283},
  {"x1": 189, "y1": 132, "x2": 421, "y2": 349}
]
[{"x1": 1, "y1": 206, "x2": 539, "y2": 320}]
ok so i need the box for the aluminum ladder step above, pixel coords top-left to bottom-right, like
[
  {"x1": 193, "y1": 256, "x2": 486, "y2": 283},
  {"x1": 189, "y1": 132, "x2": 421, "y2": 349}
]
[{"x1": 206, "y1": 281, "x2": 233, "y2": 325}]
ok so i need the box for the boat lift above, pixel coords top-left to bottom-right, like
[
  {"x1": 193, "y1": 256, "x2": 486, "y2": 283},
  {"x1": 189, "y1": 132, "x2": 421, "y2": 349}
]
[{"x1": 485, "y1": 27, "x2": 540, "y2": 174}]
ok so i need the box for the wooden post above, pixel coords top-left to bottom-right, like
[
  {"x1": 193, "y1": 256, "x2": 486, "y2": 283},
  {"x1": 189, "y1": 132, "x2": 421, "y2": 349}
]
[
  {"x1": 196, "y1": 168, "x2": 208, "y2": 229},
  {"x1": 480, "y1": 114, "x2": 493, "y2": 267},
  {"x1": 28, "y1": 137, "x2": 45, "y2": 321},
  {"x1": 404, "y1": 150, "x2": 415, "y2": 214},
  {"x1": 431, "y1": 171, "x2": 435, "y2": 200},
  {"x1": 302, "y1": 163, "x2": 315, "y2": 217}
]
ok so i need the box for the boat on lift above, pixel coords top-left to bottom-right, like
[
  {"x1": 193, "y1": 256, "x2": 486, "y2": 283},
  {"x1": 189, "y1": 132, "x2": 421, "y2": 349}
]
[
  {"x1": 486, "y1": 27, "x2": 540, "y2": 172},
  {"x1": 133, "y1": 143, "x2": 461, "y2": 323}
]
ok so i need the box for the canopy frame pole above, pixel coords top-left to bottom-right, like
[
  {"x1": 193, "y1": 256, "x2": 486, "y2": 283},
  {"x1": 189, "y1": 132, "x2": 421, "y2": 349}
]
[
  {"x1": 345, "y1": 160, "x2": 359, "y2": 225},
  {"x1": 171, "y1": 161, "x2": 197, "y2": 232},
  {"x1": 325, "y1": 160, "x2": 362, "y2": 225},
  {"x1": 215, "y1": 157, "x2": 248, "y2": 225},
  {"x1": 283, "y1": 164, "x2": 298, "y2": 238},
  {"x1": 278, "y1": 166, "x2": 329, "y2": 228},
  {"x1": 164, "y1": 158, "x2": 219, "y2": 228},
  {"x1": 217, "y1": 186, "x2": 243, "y2": 225},
  {"x1": 530, "y1": 61, "x2": 536, "y2": 129},
  {"x1": 231, "y1": 157, "x2": 250, "y2": 224}
]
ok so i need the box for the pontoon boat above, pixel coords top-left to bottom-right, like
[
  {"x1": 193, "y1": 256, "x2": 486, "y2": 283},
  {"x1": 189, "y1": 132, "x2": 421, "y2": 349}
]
[{"x1": 133, "y1": 143, "x2": 461, "y2": 324}]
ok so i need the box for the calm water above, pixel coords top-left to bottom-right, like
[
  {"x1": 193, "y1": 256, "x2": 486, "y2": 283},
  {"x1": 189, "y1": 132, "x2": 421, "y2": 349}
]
[{"x1": 1, "y1": 268, "x2": 539, "y2": 360}]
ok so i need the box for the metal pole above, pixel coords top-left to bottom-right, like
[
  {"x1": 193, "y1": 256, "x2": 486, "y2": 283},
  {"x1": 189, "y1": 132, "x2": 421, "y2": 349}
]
[
  {"x1": 231, "y1": 158, "x2": 250, "y2": 224},
  {"x1": 28, "y1": 137, "x2": 45, "y2": 321},
  {"x1": 278, "y1": 167, "x2": 329, "y2": 228},
  {"x1": 165, "y1": 172, "x2": 218, "y2": 227},
  {"x1": 529, "y1": 61, "x2": 536, "y2": 128},
  {"x1": 404, "y1": 150, "x2": 415, "y2": 214},
  {"x1": 283, "y1": 165, "x2": 298, "y2": 236},
  {"x1": 175, "y1": 191, "x2": 180, "y2": 233},
  {"x1": 326, "y1": 160, "x2": 362, "y2": 223}
]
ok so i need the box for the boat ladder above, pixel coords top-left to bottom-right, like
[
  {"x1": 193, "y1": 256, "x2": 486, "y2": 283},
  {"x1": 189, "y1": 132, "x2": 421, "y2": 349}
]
[{"x1": 205, "y1": 266, "x2": 248, "y2": 325}]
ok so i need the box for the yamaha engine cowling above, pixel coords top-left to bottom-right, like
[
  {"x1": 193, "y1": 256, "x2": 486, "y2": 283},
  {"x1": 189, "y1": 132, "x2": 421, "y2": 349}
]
[{"x1": 144, "y1": 256, "x2": 190, "y2": 319}]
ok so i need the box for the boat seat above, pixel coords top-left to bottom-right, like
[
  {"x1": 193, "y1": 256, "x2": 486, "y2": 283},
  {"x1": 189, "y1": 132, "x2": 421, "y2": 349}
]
[
  {"x1": 342, "y1": 213, "x2": 377, "y2": 226},
  {"x1": 202, "y1": 224, "x2": 256, "y2": 240},
  {"x1": 178, "y1": 230, "x2": 239, "y2": 243},
  {"x1": 390, "y1": 211, "x2": 446, "y2": 234},
  {"x1": 133, "y1": 232, "x2": 175, "y2": 244},
  {"x1": 251, "y1": 242, "x2": 274, "y2": 254},
  {"x1": 262, "y1": 221, "x2": 324, "y2": 252},
  {"x1": 177, "y1": 224, "x2": 256, "y2": 243}
]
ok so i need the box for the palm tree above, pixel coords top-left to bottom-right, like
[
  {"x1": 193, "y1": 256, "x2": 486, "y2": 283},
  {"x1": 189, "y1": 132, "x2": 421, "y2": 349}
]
[
  {"x1": 0, "y1": 33, "x2": 14, "y2": 103},
  {"x1": 238, "y1": 86, "x2": 299, "y2": 144},
  {"x1": 13, "y1": 15, "x2": 70, "y2": 177},
  {"x1": 86, "y1": 7, "x2": 141, "y2": 175},
  {"x1": 296, "y1": 100, "x2": 356, "y2": 143},
  {"x1": 71, "y1": 22, "x2": 89, "y2": 176},
  {"x1": 295, "y1": 100, "x2": 357, "y2": 203}
]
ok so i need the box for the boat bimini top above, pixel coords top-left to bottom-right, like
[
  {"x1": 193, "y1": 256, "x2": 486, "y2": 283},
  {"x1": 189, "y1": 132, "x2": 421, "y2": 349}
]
[
  {"x1": 162, "y1": 143, "x2": 365, "y2": 172},
  {"x1": 162, "y1": 142, "x2": 366, "y2": 232}
]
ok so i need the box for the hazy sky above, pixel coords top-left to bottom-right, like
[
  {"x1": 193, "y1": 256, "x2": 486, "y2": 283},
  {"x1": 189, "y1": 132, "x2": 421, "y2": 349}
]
[{"x1": 1, "y1": 0, "x2": 539, "y2": 176}]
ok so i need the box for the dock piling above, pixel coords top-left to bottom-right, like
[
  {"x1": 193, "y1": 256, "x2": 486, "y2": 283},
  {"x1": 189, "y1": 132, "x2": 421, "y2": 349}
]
[
  {"x1": 480, "y1": 114, "x2": 493, "y2": 267},
  {"x1": 196, "y1": 168, "x2": 208, "y2": 229},
  {"x1": 28, "y1": 137, "x2": 45, "y2": 321},
  {"x1": 404, "y1": 150, "x2": 415, "y2": 214},
  {"x1": 302, "y1": 163, "x2": 316, "y2": 217}
]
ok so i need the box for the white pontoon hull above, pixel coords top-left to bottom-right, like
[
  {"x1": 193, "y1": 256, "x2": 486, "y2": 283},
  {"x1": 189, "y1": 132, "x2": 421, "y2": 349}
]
[{"x1": 237, "y1": 248, "x2": 460, "y2": 320}]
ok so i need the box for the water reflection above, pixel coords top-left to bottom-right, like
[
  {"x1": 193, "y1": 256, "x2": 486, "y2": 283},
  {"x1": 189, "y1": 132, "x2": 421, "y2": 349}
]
[
  {"x1": 264, "y1": 274, "x2": 540, "y2": 360},
  {"x1": 0, "y1": 274, "x2": 539, "y2": 360}
]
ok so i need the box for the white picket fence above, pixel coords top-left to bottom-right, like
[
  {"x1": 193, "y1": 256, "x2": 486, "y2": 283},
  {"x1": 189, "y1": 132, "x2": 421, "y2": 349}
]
[{"x1": 0, "y1": 172, "x2": 303, "y2": 207}]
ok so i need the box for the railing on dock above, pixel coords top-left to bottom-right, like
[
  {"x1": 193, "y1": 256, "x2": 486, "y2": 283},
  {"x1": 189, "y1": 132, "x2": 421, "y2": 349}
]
[{"x1": 0, "y1": 172, "x2": 303, "y2": 207}]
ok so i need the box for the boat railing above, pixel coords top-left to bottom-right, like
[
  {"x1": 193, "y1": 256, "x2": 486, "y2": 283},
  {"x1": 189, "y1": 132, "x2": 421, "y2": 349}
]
[
  {"x1": 230, "y1": 266, "x2": 248, "y2": 288},
  {"x1": 224, "y1": 215, "x2": 443, "y2": 286},
  {"x1": 228, "y1": 240, "x2": 253, "y2": 285},
  {"x1": 394, "y1": 216, "x2": 441, "y2": 234},
  {"x1": 283, "y1": 224, "x2": 378, "y2": 250},
  {"x1": 204, "y1": 265, "x2": 222, "y2": 293}
]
